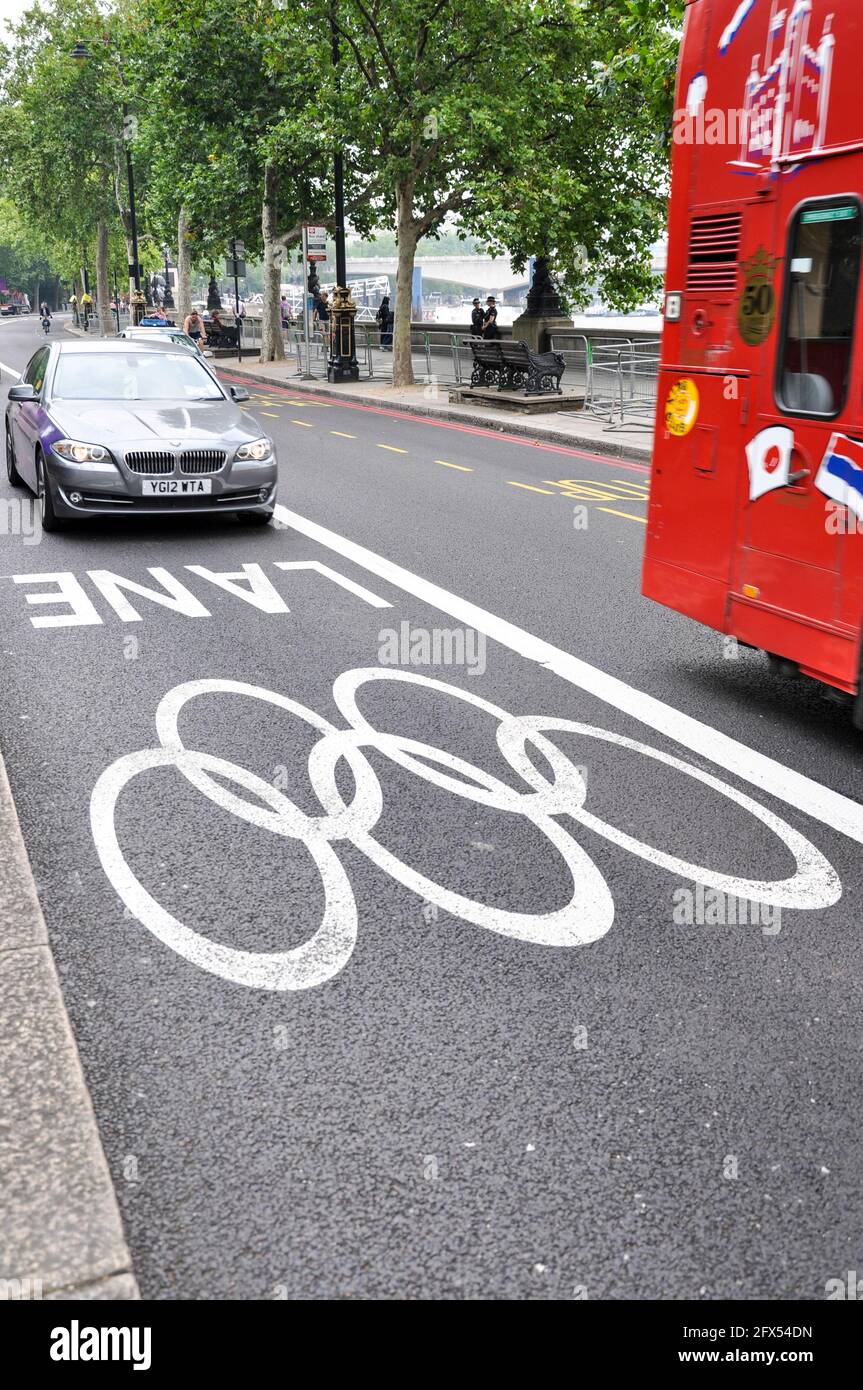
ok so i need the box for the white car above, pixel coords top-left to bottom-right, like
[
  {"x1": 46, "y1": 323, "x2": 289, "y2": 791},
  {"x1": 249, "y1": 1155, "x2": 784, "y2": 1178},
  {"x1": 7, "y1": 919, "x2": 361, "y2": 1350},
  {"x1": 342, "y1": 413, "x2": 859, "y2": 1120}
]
[{"x1": 118, "y1": 326, "x2": 213, "y2": 357}]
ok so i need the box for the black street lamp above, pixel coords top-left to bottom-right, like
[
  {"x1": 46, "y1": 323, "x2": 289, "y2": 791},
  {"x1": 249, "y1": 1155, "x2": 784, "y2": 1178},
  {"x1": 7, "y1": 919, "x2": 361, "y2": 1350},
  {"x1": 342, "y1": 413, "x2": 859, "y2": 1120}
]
[
  {"x1": 327, "y1": 6, "x2": 359, "y2": 383},
  {"x1": 71, "y1": 39, "x2": 145, "y2": 324},
  {"x1": 207, "y1": 265, "x2": 222, "y2": 312},
  {"x1": 162, "y1": 245, "x2": 174, "y2": 309}
]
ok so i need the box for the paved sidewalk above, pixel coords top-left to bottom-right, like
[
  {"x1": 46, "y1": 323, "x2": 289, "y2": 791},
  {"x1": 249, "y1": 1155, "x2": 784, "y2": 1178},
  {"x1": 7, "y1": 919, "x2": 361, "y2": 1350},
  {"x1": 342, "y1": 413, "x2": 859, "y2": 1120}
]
[
  {"x1": 0, "y1": 749, "x2": 138, "y2": 1301},
  {"x1": 217, "y1": 355, "x2": 654, "y2": 462}
]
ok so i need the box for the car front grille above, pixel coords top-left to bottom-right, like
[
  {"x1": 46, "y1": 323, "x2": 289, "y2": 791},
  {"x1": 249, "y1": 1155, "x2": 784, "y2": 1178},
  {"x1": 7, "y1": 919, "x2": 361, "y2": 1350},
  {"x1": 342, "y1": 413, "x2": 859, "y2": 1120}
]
[
  {"x1": 125, "y1": 450, "x2": 175, "y2": 475},
  {"x1": 181, "y1": 449, "x2": 226, "y2": 474}
]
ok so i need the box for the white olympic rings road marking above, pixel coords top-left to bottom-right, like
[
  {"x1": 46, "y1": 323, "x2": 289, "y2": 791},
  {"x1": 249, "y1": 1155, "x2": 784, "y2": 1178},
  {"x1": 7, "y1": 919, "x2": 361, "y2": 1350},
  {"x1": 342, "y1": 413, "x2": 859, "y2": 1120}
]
[{"x1": 90, "y1": 668, "x2": 842, "y2": 991}]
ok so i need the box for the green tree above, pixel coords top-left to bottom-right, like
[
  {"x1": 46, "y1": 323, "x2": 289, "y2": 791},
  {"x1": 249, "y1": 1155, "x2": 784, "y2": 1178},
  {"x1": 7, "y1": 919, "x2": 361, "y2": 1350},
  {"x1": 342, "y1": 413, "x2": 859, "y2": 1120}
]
[
  {"x1": 466, "y1": 1, "x2": 681, "y2": 317},
  {"x1": 326, "y1": 0, "x2": 679, "y2": 386},
  {"x1": 0, "y1": 0, "x2": 146, "y2": 332},
  {"x1": 0, "y1": 199, "x2": 69, "y2": 307},
  {"x1": 131, "y1": 0, "x2": 349, "y2": 360}
]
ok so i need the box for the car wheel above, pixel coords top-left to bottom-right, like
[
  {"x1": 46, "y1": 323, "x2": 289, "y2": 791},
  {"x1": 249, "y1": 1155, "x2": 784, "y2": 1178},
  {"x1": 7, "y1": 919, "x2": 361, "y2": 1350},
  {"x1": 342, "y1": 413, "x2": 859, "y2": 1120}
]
[
  {"x1": 236, "y1": 508, "x2": 274, "y2": 526},
  {"x1": 37, "y1": 454, "x2": 67, "y2": 533},
  {"x1": 5, "y1": 422, "x2": 24, "y2": 488}
]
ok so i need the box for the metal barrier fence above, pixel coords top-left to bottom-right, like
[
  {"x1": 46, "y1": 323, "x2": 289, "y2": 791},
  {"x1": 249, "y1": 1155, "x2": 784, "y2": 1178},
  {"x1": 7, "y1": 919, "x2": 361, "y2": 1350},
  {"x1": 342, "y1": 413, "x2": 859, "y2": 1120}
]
[
  {"x1": 585, "y1": 342, "x2": 661, "y2": 429},
  {"x1": 237, "y1": 324, "x2": 661, "y2": 421},
  {"x1": 284, "y1": 326, "x2": 470, "y2": 382}
]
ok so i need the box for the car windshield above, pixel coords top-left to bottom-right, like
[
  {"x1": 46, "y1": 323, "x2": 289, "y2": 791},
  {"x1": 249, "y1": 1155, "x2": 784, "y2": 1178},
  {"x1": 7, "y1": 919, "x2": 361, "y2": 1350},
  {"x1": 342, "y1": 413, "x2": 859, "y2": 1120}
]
[{"x1": 52, "y1": 352, "x2": 223, "y2": 401}]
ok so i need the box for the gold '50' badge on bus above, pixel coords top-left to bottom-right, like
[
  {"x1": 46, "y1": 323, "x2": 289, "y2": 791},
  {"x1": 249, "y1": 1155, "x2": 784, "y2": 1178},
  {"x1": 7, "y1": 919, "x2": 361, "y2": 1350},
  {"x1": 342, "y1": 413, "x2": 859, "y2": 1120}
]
[{"x1": 738, "y1": 247, "x2": 780, "y2": 346}]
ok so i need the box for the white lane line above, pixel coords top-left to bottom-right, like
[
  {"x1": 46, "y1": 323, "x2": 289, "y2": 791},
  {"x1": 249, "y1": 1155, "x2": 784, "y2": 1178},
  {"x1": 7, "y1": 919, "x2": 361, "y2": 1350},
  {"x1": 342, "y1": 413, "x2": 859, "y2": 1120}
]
[
  {"x1": 0, "y1": 359, "x2": 22, "y2": 380},
  {"x1": 274, "y1": 503, "x2": 863, "y2": 847}
]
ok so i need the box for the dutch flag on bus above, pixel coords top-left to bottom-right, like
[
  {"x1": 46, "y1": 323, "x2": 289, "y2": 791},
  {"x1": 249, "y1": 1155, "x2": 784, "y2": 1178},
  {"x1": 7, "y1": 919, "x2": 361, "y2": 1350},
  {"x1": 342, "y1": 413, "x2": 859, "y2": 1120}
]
[{"x1": 815, "y1": 434, "x2": 863, "y2": 524}]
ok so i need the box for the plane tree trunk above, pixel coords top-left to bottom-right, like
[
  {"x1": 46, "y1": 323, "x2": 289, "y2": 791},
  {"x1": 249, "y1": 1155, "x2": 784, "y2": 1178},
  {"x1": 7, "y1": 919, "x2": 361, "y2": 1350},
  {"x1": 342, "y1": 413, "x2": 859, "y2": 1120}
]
[{"x1": 260, "y1": 162, "x2": 285, "y2": 364}]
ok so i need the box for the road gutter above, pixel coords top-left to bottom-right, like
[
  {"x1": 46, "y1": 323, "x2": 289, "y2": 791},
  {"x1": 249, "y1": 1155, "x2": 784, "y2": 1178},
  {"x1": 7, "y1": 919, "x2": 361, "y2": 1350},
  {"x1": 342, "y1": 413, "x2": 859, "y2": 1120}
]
[{"x1": 0, "y1": 747, "x2": 139, "y2": 1301}]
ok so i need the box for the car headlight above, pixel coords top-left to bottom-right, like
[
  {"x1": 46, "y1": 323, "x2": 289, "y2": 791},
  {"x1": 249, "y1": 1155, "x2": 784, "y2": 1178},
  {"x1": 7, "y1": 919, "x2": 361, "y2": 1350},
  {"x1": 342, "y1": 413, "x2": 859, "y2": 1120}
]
[
  {"x1": 53, "y1": 439, "x2": 111, "y2": 464},
  {"x1": 235, "y1": 438, "x2": 272, "y2": 461}
]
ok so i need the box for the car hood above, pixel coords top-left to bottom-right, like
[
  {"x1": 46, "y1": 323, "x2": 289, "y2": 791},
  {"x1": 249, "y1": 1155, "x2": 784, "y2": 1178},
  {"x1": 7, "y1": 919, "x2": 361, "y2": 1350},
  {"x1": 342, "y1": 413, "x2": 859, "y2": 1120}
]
[{"x1": 46, "y1": 399, "x2": 258, "y2": 446}]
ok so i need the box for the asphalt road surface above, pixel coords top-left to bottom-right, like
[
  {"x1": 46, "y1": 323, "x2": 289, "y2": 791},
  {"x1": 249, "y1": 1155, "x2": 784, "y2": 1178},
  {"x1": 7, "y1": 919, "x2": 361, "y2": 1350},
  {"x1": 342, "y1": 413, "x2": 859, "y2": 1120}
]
[{"x1": 1, "y1": 312, "x2": 862, "y2": 1300}]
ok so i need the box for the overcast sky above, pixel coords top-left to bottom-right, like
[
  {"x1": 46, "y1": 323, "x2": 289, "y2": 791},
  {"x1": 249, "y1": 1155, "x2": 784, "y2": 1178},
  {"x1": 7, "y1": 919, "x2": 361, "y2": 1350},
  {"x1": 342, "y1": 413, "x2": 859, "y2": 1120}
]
[{"x1": 0, "y1": 0, "x2": 28, "y2": 36}]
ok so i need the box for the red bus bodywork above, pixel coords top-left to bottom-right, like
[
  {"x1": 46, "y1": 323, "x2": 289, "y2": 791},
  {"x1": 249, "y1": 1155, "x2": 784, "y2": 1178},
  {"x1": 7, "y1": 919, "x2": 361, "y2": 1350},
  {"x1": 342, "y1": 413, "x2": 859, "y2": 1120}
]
[{"x1": 643, "y1": 0, "x2": 863, "y2": 722}]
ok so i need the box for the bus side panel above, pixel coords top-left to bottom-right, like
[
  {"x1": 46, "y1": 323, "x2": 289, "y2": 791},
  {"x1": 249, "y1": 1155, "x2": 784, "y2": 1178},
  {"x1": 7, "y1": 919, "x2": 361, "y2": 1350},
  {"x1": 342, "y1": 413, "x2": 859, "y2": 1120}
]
[
  {"x1": 728, "y1": 595, "x2": 859, "y2": 693},
  {"x1": 644, "y1": 370, "x2": 748, "y2": 632}
]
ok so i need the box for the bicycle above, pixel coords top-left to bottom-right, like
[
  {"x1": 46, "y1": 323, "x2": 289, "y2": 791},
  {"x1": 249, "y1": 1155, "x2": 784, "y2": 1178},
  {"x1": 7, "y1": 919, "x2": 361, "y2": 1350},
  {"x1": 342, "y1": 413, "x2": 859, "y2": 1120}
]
[{"x1": 41, "y1": 316, "x2": 51, "y2": 334}]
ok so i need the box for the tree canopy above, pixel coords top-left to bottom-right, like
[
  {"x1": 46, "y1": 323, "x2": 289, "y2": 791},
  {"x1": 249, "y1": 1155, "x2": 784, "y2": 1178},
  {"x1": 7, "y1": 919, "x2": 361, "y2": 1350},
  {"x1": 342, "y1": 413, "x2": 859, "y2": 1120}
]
[{"x1": 0, "y1": 0, "x2": 682, "y2": 377}]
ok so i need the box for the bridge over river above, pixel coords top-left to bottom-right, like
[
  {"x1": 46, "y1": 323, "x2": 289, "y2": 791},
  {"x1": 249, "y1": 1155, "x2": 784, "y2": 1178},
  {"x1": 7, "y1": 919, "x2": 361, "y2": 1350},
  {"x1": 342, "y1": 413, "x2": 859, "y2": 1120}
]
[{"x1": 344, "y1": 254, "x2": 527, "y2": 293}]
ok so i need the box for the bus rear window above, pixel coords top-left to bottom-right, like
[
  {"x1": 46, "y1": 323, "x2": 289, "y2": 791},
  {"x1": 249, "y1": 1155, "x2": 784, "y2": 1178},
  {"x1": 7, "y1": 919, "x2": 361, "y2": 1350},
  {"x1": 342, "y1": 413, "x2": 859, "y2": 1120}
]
[{"x1": 777, "y1": 203, "x2": 861, "y2": 418}]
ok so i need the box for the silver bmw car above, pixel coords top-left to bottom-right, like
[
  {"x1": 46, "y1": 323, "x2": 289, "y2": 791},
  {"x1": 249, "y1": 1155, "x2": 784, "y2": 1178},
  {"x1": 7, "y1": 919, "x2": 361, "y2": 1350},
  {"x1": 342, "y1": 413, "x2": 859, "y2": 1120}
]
[{"x1": 4, "y1": 339, "x2": 277, "y2": 531}]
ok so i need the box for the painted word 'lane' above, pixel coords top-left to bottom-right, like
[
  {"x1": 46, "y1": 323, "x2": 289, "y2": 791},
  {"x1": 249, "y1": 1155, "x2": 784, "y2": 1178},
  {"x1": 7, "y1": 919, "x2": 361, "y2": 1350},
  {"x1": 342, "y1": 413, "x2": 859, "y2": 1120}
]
[{"x1": 3, "y1": 561, "x2": 390, "y2": 628}]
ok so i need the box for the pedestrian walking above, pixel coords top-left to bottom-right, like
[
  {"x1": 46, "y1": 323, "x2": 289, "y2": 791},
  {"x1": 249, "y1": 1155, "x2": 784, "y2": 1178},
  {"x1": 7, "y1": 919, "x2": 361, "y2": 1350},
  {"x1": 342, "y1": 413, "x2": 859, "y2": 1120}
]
[
  {"x1": 313, "y1": 290, "x2": 331, "y2": 351},
  {"x1": 481, "y1": 296, "x2": 500, "y2": 339},
  {"x1": 377, "y1": 295, "x2": 393, "y2": 350},
  {"x1": 470, "y1": 297, "x2": 484, "y2": 336}
]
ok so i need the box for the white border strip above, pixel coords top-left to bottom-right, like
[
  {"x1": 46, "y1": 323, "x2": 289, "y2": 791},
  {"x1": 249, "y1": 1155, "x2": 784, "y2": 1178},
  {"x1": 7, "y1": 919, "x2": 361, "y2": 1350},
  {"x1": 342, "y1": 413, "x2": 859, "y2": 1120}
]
[{"x1": 275, "y1": 504, "x2": 863, "y2": 846}]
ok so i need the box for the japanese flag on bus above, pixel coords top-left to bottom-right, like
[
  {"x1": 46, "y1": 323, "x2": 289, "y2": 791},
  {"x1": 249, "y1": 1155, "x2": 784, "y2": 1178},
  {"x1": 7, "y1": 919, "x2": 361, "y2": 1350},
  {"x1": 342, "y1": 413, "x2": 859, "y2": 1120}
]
[
  {"x1": 815, "y1": 433, "x2": 863, "y2": 525},
  {"x1": 746, "y1": 426, "x2": 794, "y2": 500}
]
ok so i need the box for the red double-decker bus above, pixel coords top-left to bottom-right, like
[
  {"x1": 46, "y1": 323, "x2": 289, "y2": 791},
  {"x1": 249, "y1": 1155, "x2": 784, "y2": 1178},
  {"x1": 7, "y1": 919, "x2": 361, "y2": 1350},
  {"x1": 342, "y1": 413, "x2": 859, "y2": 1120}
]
[{"x1": 642, "y1": 0, "x2": 863, "y2": 725}]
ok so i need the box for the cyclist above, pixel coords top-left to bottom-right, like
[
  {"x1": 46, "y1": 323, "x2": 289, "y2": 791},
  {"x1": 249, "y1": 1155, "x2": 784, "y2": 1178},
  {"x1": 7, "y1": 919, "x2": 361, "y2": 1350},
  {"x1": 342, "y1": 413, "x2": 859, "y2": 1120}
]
[
  {"x1": 183, "y1": 308, "x2": 208, "y2": 352},
  {"x1": 40, "y1": 302, "x2": 52, "y2": 333},
  {"x1": 81, "y1": 289, "x2": 93, "y2": 331}
]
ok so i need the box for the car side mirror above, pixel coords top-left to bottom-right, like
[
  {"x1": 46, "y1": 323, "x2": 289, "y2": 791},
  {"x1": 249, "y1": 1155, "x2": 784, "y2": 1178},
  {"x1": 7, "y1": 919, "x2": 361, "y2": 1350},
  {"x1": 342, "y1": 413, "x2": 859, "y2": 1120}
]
[
  {"x1": 230, "y1": 385, "x2": 250, "y2": 402},
  {"x1": 8, "y1": 383, "x2": 36, "y2": 401}
]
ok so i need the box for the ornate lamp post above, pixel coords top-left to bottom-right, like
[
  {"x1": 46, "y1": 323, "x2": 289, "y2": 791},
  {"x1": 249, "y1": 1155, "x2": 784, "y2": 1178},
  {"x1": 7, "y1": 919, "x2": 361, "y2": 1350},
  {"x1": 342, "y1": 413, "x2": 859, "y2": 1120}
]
[
  {"x1": 512, "y1": 254, "x2": 573, "y2": 354},
  {"x1": 327, "y1": 7, "x2": 359, "y2": 382},
  {"x1": 161, "y1": 245, "x2": 174, "y2": 308},
  {"x1": 207, "y1": 264, "x2": 222, "y2": 312}
]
